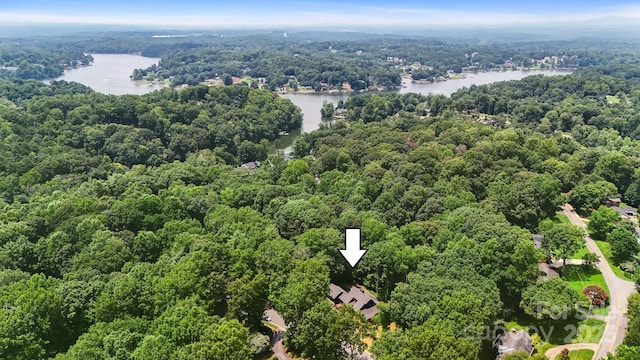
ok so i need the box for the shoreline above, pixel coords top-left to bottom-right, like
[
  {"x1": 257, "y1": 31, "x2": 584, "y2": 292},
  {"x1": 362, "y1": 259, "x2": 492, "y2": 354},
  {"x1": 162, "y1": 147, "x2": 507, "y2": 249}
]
[
  {"x1": 273, "y1": 68, "x2": 578, "y2": 96},
  {"x1": 407, "y1": 67, "x2": 576, "y2": 84},
  {"x1": 279, "y1": 67, "x2": 576, "y2": 95}
]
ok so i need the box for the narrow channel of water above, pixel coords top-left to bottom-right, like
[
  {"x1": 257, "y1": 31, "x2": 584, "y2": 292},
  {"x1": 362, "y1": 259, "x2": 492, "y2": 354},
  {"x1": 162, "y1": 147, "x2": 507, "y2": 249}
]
[
  {"x1": 277, "y1": 69, "x2": 573, "y2": 151},
  {"x1": 54, "y1": 54, "x2": 572, "y2": 152}
]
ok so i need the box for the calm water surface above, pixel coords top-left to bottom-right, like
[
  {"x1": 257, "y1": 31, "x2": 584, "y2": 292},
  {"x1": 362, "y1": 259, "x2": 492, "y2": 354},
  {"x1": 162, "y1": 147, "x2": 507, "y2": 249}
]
[
  {"x1": 55, "y1": 54, "x2": 163, "y2": 95},
  {"x1": 398, "y1": 69, "x2": 572, "y2": 96},
  {"x1": 54, "y1": 54, "x2": 572, "y2": 151},
  {"x1": 282, "y1": 70, "x2": 573, "y2": 133},
  {"x1": 277, "y1": 69, "x2": 572, "y2": 151}
]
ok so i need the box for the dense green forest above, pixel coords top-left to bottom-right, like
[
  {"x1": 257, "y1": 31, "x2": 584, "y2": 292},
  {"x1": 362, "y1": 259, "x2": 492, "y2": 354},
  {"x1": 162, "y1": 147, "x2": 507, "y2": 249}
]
[
  {"x1": 4, "y1": 31, "x2": 638, "y2": 90},
  {"x1": 138, "y1": 38, "x2": 613, "y2": 89},
  {"x1": 0, "y1": 43, "x2": 92, "y2": 80},
  {"x1": 2, "y1": 30, "x2": 640, "y2": 359}
]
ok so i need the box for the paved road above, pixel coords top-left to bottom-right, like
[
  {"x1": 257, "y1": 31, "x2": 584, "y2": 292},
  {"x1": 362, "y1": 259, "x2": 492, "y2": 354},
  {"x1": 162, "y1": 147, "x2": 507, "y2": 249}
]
[
  {"x1": 562, "y1": 205, "x2": 636, "y2": 359},
  {"x1": 272, "y1": 331, "x2": 291, "y2": 360},
  {"x1": 266, "y1": 308, "x2": 288, "y2": 330},
  {"x1": 265, "y1": 309, "x2": 291, "y2": 360}
]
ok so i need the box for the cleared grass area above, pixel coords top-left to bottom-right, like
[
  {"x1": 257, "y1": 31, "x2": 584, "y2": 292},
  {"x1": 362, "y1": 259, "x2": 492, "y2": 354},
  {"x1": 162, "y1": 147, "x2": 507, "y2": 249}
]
[
  {"x1": 606, "y1": 95, "x2": 621, "y2": 104},
  {"x1": 554, "y1": 213, "x2": 572, "y2": 224},
  {"x1": 594, "y1": 240, "x2": 634, "y2": 281},
  {"x1": 263, "y1": 322, "x2": 279, "y2": 331},
  {"x1": 563, "y1": 265, "x2": 609, "y2": 294},
  {"x1": 574, "y1": 319, "x2": 605, "y2": 343},
  {"x1": 571, "y1": 247, "x2": 589, "y2": 260},
  {"x1": 591, "y1": 305, "x2": 610, "y2": 316},
  {"x1": 563, "y1": 265, "x2": 610, "y2": 316}
]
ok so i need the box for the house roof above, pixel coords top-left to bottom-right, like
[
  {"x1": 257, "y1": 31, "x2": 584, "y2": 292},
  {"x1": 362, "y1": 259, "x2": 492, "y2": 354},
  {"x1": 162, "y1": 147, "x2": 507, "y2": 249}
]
[
  {"x1": 329, "y1": 283, "x2": 346, "y2": 301},
  {"x1": 532, "y1": 234, "x2": 544, "y2": 248},
  {"x1": 361, "y1": 307, "x2": 380, "y2": 320},
  {"x1": 241, "y1": 161, "x2": 261, "y2": 170},
  {"x1": 339, "y1": 287, "x2": 378, "y2": 311},
  {"x1": 328, "y1": 283, "x2": 379, "y2": 320},
  {"x1": 612, "y1": 206, "x2": 637, "y2": 218},
  {"x1": 497, "y1": 329, "x2": 533, "y2": 357}
]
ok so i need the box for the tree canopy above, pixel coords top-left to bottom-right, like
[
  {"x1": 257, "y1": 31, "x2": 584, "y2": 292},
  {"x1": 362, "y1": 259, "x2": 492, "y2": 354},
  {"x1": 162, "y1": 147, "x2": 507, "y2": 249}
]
[{"x1": 2, "y1": 31, "x2": 640, "y2": 360}]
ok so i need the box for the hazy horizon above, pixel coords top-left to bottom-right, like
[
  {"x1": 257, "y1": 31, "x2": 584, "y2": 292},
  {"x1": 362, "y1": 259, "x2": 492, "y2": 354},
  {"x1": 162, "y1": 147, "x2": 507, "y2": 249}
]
[{"x1": 2, "y1": 0, "x2": 640, "y2": 28}]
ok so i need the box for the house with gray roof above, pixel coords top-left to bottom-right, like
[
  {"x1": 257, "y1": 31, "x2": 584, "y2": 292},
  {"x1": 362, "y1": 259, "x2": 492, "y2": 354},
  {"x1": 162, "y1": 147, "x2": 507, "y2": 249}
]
[
  {"x1": 495, "y1": 329, "x2": 534, "y2": 359},
  {"x1": 602, "y1": 197, "x2": 637, "y2": 219},
  {"x1": 612, "y1": 206, "x2": 638, "y2": 219},
  {"x1": 240, "y1": 161, "x2": 261, "y2": 170},
  {"x1": 328, "y1": 283, "x2": 379, "y2": 320},
  {"x1": 532, "y1": 234, "x2": 544, "y2": 249}
]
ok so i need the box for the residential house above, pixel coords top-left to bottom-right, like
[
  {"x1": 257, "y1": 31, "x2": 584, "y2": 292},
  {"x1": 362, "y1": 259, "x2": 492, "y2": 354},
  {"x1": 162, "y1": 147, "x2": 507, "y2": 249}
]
[
  {"x1": 495, "y1": 329, "x2": 534, "y2": 359},
  {"x1": 611, "y1": 206, "x2": 638, "y2": 219},
  {"x1": 240, "y1": 161, "x2": 261, "y2": 170},
  {"x1": 531, "y1": 234, "x2": 544, "y2": 249},
  {"x1": 603, "y1": 197, "x2": 638, "y2": 219},
  {"x1": 329, "y1": 283, "x2": 379, "y2": 320},
  {"x1": 605, "y1": 197, "x2": 622, "y2": 207}
]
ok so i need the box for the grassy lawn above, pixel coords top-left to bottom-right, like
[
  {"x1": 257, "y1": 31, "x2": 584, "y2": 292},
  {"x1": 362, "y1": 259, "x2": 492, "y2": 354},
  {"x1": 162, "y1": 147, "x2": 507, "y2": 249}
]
[
  {"x1": 574, "y1": 319, "x2": 605, "y2": 343},
  {"x1": 591, "y1": 305, "x2": 610, "y2": 316},
  {"x1": 563, "y1": 265, "x2": 609, "y2": 294},
  {"x1": 594, "y1": 240, "x2": 634, "y2": 281},
  {"x1": 563, "y1": 265, "x2": 610, "y2": 316},
  {"x1": 554, "y1": 213, "x2": 572, "y2": 224},
  {"x1": 240, "y1": 76, "x2": 255, "y2": 85},
  {"x1": 606, "y1": 95, "x2": 621, "y2": 104},
  {"x1": 571, "y1": 247, "x2": 589, "y2": 260},
  {"x1": 263, "y1": 321, "x2": 279, "y2": 331},
  {"x1": 555, "y1": 349, "x2": 595, "y2": 360}
]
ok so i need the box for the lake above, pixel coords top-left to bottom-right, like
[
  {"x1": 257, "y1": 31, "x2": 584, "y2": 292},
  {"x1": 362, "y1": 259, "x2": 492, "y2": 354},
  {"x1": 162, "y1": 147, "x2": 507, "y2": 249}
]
[
  {"x1": 277, "y1": 69, "x2": 572, "y2": 151},
  {"x1": 54, "y1": 54, "x2": 572, "y2": 151},
  {"x1": 398, "y1": 69, "x2": 572, "y2": 96},
  {"x1": 54, "y1": 54, "x2": 163, "y2": 95}
]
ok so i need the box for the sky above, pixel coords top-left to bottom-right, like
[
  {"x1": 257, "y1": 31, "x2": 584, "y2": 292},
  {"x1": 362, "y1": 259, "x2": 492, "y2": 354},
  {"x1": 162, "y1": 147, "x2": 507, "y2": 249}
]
[{"x1": 2, "y1": 0, "x2": 640, "y2": 27}]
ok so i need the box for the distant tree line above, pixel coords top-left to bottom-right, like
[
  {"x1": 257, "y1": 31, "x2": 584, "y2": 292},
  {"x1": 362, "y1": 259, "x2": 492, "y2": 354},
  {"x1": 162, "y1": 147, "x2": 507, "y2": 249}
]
[{"x1": 0, "y1": 45, "x2": 92, "y2": 80}]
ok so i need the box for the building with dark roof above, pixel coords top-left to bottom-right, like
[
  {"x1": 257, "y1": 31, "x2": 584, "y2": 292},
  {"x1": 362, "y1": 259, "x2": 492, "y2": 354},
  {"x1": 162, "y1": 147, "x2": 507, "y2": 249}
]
[
  {"x1": 329, "y1": 283, "x2": 346, "y2": 303},
  {"x1": 605, "y1": 197, "x2": 622, "y2": 207},
  {"x1": 602, "y1": 197, "x2": 638, "y2": 219},
  {"x1": 328, "y1": 283, "x2": 379, "y2": 320}
]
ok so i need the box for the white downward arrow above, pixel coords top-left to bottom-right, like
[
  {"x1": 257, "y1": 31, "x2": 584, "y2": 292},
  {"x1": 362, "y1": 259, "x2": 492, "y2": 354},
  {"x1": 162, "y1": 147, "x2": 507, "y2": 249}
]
[{"x1": 340, "y1": 228, "x2": 367, "y2": 268}]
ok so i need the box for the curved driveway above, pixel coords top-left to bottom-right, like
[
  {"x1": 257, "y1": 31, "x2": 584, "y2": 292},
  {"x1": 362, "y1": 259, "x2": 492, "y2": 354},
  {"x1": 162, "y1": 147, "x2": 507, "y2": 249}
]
[
  {"x1": 554, "y1": 205, "x2": 636, "y2": 359},
  {"x1": 265, "y1": 309, "x2": 292, "y2": 360}
]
